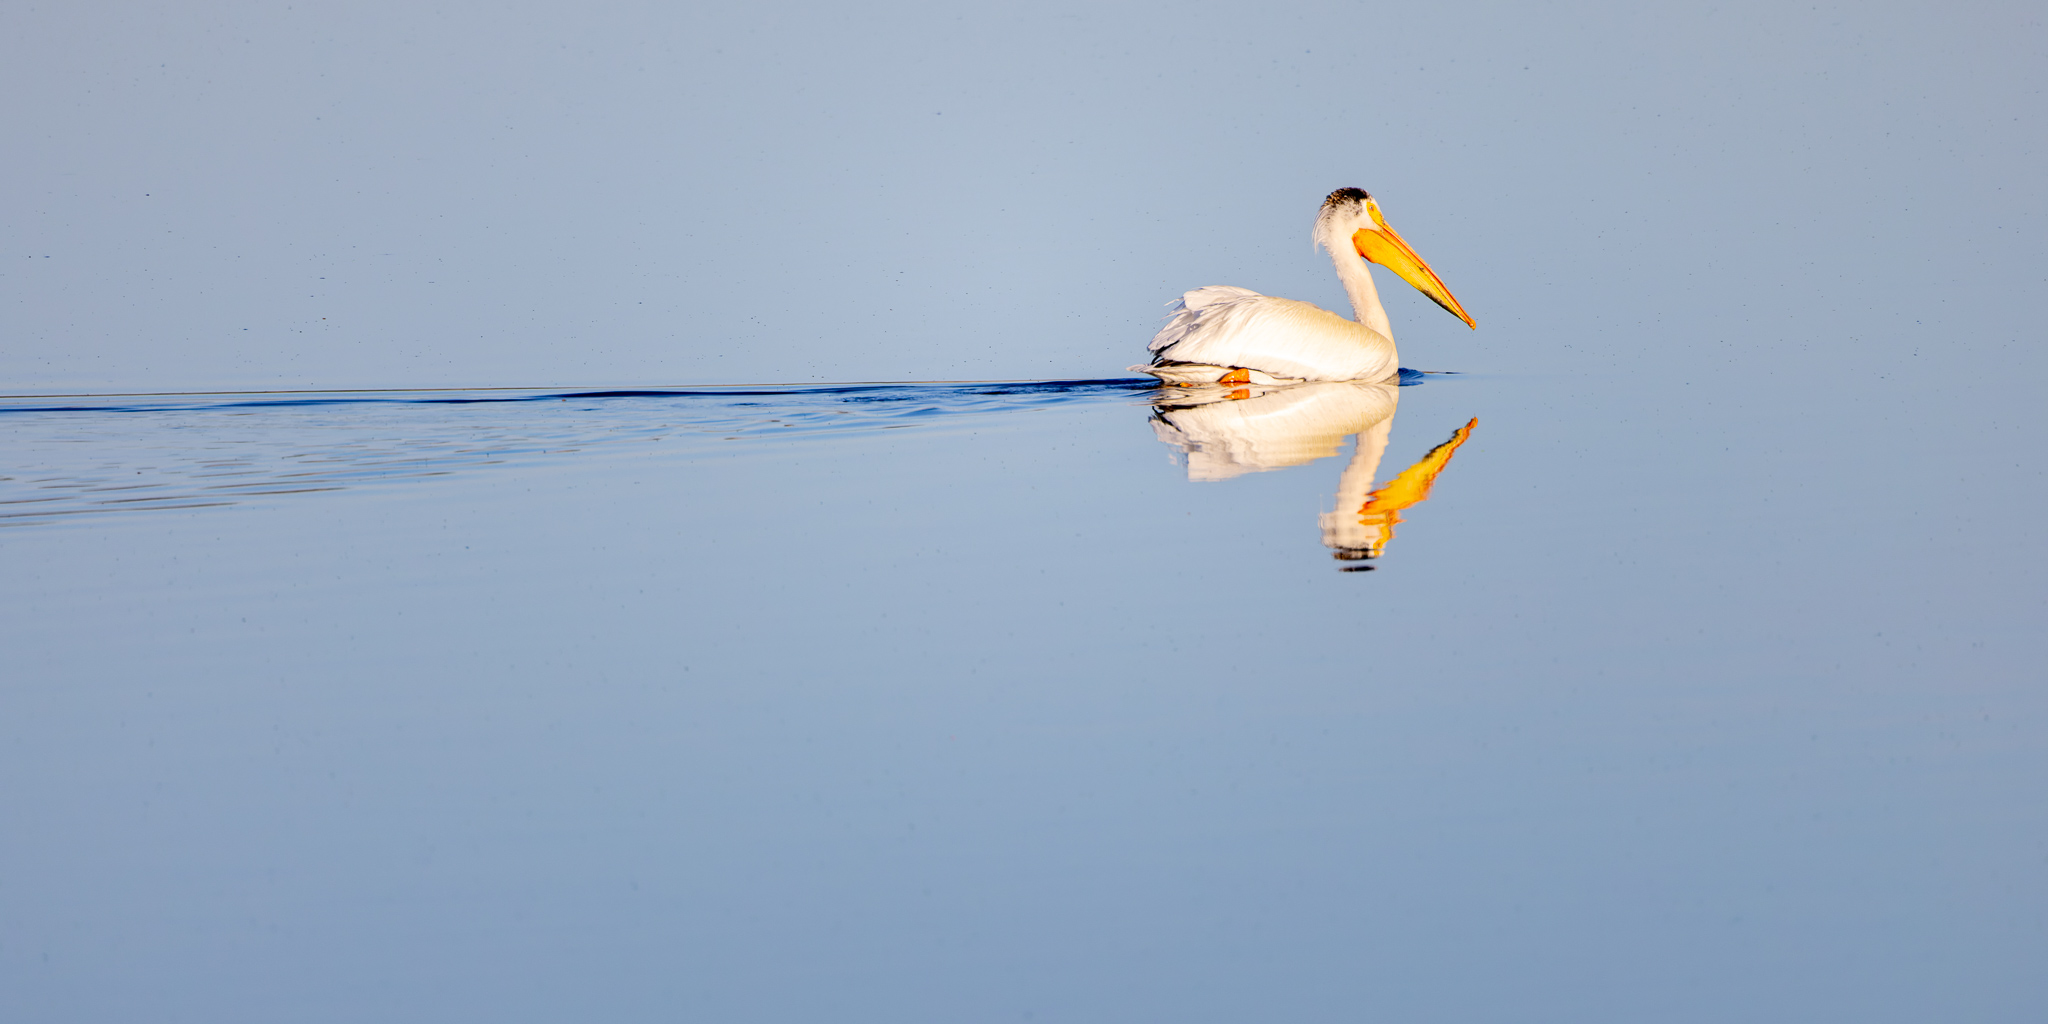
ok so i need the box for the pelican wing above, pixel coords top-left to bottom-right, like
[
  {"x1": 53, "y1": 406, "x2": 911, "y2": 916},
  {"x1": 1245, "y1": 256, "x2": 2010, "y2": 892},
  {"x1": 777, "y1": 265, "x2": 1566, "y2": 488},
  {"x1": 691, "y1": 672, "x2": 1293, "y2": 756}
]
[{"x1": 1144, "y1": 288, "x2": 1400, "y2": 383}]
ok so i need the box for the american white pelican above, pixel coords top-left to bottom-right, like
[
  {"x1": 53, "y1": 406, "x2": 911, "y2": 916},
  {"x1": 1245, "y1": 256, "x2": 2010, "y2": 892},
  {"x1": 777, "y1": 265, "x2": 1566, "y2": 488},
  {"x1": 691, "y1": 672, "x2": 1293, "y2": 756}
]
[
  {"x1": 1135, "y1": 188, "x2": 1475, "y2": 385},
  {"x1": 1149, "y1": 381, "x2": 1476, "y2": 566}
]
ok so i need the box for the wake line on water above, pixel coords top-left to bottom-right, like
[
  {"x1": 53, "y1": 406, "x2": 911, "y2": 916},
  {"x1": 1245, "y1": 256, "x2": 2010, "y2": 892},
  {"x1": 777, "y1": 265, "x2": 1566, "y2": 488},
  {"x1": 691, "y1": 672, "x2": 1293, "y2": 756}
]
[
  {"x1": 0, "y1": 377, "x2": 1157, "y2": 412},
  {"x1": 0, "y1": 372, "x2": 1447, "y2": 527},
  {"x1": 0, "y1": 379, "x2": 1155, "y2": 527},
  {"x1": 0, "y1": 369, "x2": 1435, "y2": 415}
]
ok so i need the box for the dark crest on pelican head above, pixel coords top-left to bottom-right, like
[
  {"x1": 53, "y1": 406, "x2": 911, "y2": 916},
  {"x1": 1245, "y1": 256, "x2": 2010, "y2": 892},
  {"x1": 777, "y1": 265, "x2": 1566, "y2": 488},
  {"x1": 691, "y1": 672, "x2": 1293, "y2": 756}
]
[{"x1": 1322, "y1": 187, "x2": 1371, "y2": 212}]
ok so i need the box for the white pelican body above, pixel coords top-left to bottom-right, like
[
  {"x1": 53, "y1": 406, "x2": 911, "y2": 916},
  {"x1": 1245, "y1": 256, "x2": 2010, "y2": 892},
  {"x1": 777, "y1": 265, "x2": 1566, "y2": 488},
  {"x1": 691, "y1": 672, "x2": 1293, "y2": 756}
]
[{"x1": 1136, "y1": 188, "x2": 1475, "y2": 385}]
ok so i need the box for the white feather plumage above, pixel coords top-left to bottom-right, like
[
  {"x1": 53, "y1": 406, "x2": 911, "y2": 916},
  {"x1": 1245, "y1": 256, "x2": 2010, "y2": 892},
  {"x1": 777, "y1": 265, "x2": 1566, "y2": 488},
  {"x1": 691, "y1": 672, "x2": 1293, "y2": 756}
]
[{"x1": 1137, "y1": 288, "x2": 1399, "y2": 384}]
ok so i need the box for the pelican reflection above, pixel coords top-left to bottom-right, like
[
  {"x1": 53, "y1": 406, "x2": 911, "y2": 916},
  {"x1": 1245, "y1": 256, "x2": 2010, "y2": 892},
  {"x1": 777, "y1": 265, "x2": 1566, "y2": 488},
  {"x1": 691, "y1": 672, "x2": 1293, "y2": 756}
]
[{"x1": 1148, "y1": 381, "x2": 1475, "y2": 569}]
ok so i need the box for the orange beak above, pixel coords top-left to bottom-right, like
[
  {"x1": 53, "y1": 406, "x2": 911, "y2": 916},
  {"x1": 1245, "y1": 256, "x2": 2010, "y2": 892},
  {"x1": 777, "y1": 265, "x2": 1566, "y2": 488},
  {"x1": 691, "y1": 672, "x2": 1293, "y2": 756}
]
[{"x1": 1351, "y1": 199, "x2": 1476, "y2": 329}]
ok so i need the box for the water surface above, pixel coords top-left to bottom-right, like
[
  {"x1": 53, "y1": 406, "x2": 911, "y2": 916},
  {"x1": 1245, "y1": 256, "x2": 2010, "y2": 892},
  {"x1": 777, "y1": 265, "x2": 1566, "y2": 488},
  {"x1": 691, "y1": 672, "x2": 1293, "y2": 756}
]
[
  {"x1": 3, "y1": 367, "x2": 2040, "y2": 1023},
  {"x1": 3, "y1": 1, "x2": 2043, "y2": 1020}
]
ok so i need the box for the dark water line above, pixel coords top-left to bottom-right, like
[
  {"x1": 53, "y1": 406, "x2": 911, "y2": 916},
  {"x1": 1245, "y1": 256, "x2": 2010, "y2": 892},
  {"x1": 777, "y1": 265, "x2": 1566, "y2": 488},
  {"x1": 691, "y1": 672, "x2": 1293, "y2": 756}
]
[
  {"x1": 0, "y1": 372, "x2": 1437, "y2": 416},
  {"x1": 0, "y1": 378, "x2": 1163, "y2": 415},
  {"x1": 0, "y1": 376, "x2": 1144, "y2": 400}
]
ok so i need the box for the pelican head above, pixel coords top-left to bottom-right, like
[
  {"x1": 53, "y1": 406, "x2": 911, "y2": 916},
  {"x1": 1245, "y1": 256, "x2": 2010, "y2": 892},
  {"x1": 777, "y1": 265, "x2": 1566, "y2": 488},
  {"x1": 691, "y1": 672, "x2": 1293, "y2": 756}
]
[{"x1": 1314, "y1": 188, "x2": 1476, "y2": 329}]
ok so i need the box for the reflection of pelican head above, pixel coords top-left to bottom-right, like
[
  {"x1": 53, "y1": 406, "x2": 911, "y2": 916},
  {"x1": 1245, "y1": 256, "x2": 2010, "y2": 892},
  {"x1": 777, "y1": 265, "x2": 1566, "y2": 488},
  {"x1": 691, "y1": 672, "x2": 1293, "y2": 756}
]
[
  {"x1": 1322, "y1": 418, "x2": 1476, "y2": 562},
  {"x1": 1149, "y1": 381, "x2": 1399, "y2": 482},
  {"x1": 1147, "y1": 380, "x2": 1474, "y2": 568}
]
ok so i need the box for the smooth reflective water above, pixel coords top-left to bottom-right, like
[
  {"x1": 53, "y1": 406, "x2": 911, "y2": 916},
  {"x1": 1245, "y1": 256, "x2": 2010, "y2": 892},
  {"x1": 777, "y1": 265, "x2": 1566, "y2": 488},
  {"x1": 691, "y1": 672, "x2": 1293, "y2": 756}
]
[
  {"x1": 4, "y1": 365, "x2": 2042, "y2": 1022},
  {"x1": 5, "y1": 1, "x2": 2045, "y2": 1020}
]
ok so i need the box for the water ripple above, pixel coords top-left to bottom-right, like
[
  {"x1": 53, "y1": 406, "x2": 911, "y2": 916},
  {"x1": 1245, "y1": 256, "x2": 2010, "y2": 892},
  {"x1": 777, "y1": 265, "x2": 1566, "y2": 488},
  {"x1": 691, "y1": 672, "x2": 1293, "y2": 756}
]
[{"x1": 0, "y1": 379, "x2": 1159, "y2": 527}]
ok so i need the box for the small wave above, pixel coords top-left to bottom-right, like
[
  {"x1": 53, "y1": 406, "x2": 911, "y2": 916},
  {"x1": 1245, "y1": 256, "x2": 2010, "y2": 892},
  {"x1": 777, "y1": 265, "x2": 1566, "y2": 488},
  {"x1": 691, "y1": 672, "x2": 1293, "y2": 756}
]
[
  {"x1": 0, "y1": 379, "x2": 1162, "y2": 527},
  {"x1": 0, "y1": 377, "x2": 1162, "y2": 415}
]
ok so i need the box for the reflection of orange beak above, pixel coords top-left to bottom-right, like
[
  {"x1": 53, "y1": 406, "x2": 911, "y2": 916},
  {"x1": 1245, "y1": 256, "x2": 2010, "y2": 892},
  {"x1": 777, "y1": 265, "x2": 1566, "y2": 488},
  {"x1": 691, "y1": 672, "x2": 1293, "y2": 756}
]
[
  {"x1": 1351, "y1": 201, "x2": 1476, "y2": 329},
  {"x1": 1353, "y1": 417, "x2": 1477, "y2": 557}
]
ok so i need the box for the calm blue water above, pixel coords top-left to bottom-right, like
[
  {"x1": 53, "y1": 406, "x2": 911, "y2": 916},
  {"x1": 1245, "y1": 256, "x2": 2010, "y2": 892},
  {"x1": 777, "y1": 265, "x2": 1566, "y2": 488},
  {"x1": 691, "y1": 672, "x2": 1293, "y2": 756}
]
[
  {"x1": 4, "y1": 1, "x2": 2044, "y2": 1020},
  {"x1": 3, "y1": 367, "x2": 2041, "y2": 1022}
]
